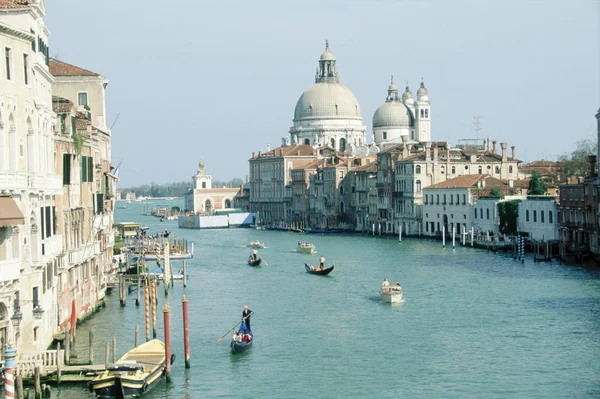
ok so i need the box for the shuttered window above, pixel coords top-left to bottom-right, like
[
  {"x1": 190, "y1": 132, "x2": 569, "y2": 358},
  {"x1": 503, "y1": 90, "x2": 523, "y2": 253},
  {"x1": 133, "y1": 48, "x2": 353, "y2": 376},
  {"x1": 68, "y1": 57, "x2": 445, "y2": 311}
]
[
  {"x1": 40, "y1": 207, "x2": 45, "y2": 239},
  {"x1": 88, "y1": 156, "x2": 93, "y2": 182},
  {"x1": 63, "y1": 153, "x2": 71, "y2": 185},
  {"x1": 45, "y1": 206, "x2": 51, "y2": 238},
  {"x1": 82, "y1": 156, "x2": 87, "y2": 182},
  {"x1": 96, "y1": 194, "x2": 104, "y2": 214}
]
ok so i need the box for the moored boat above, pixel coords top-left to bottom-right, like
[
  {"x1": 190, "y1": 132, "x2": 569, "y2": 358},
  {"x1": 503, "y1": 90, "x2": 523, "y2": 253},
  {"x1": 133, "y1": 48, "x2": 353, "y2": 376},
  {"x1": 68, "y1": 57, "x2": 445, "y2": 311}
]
[
  {"x1": 380, "y1": 285, "x2": 403, "y2": 303},
  {"x1": 247, "y1": 256, "x2": 262, "y2": 267},
  {"x1": 248, "y1": 241, "x2": 266, "y2": 249},
  {"x1": 305, "y1": 263, "x2": 334, "y2": 276},
  {"x1": 296, "y1": 241, "x2": 316, "y2": 254},
  {"x1": 89, "y1": 339, "x2": 168, "y2": 398}
]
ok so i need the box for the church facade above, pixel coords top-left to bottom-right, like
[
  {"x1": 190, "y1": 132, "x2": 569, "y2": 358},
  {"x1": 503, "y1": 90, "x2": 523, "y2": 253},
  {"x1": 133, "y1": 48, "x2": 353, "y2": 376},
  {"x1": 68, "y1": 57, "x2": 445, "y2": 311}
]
[{"x1": 184, "y1": 161, "x2": 240, "y2": 214}]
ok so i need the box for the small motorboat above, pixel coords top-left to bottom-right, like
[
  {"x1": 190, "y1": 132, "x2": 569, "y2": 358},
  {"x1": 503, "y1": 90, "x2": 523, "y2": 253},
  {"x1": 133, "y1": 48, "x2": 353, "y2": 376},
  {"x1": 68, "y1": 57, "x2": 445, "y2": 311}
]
[
  {"x1": 296, "y1": 242, "x2": 316, "y2": 254},
  {"x1": 305, "y1": 263, "x2": 334, "y2": 276},
  {"x1": 248, "y1": 241, "x2": 266, "y2": 249},
  {"x1": 247, "y1": 256, "x2": 262, "y2": 267},
  {"x1": 380, "y1": 285, "x2": 403, "y2": 303},
  {"x1": 89, "y1": 339, "x2": 169, "y2": 398}
]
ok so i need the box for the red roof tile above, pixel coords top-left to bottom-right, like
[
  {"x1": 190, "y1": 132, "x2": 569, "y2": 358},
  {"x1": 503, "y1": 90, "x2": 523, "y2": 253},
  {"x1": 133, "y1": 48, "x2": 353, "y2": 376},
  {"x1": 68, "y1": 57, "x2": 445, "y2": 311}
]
[
  {"x1": 49, "y1": 58, "x2": 100, "y2": 77},
  {"x1": 0, "y1": 0, "x2": 31, "y2": 9}
]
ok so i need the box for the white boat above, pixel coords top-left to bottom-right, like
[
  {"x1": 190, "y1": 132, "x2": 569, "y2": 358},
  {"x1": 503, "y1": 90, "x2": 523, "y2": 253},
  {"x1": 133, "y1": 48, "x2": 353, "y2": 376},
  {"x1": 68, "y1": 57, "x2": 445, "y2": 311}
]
[
  {"x1": 248, "y1": 241, "x2": 265, "y2": 249},
  {"x1": 380, "y1": 285, "x2": 403, "y2": 303},
  {"x1": 296, "y1": 242, "x2": 316, "y2": 254},
  {"x1": 143, "y1": 252, "x2": 193, "y2": 261}
]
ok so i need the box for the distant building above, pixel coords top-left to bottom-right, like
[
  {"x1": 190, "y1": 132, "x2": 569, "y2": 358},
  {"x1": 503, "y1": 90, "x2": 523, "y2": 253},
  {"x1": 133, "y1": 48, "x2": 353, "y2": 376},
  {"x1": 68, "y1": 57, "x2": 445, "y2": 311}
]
[
  {"x1": 518, "y1": 196, "x2": 559, "y2": 241},
  {"x1": 125, "y1": 192, "x2": 136, "y2": 201},
  {"x1": 184, "y1": 161, "x2": 240, "y2": 214}
]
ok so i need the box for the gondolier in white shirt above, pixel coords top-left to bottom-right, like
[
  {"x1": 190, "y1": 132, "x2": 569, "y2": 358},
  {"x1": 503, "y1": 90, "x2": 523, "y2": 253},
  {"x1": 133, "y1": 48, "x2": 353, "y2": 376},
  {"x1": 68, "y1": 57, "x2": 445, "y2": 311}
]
[
  {"x1": 252, "y1": 249, "x2": 258, "y2": 260},
  {"x1": 319, "y1": 255, "x2": 326, "y2": 270}
]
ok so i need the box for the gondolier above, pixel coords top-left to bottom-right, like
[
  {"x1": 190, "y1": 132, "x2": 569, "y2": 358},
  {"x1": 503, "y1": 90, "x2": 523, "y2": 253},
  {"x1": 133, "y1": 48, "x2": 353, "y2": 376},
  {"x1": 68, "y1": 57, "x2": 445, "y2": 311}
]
[
  {"x1": 252, "y1": 249, "x2": 258, "y2": 260},
  {"x1": 319, "y1": 255, "x2": 326, "y2": 269},
  {"x1": 242, "y1": 305, "x2": 252, "y2": 331}
]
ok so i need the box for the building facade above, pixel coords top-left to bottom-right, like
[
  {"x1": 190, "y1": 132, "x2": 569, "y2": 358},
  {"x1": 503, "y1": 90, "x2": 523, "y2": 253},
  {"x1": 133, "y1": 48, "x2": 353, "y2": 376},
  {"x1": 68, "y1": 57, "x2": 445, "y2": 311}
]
[
  {"x1": 517, "y1": 196, "x2": 559, "y2": 241},
  {"x1": 184, "y1": 161, "x2": 240, "y2": 214}
]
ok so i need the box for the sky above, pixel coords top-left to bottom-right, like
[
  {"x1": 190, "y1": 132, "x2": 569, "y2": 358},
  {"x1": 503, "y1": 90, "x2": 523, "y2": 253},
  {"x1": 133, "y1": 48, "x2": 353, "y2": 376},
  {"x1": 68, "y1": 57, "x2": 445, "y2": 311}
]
[{"x1": 45, "y1": 0, "x2": 599, "y2": 187}]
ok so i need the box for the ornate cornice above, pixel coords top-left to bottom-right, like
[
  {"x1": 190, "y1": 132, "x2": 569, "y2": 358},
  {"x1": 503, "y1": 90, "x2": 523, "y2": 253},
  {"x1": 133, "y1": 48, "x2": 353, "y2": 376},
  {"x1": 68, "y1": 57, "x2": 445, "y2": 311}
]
[{"x1": 0, "y1": 23, "x2": 35, "y2": 41}]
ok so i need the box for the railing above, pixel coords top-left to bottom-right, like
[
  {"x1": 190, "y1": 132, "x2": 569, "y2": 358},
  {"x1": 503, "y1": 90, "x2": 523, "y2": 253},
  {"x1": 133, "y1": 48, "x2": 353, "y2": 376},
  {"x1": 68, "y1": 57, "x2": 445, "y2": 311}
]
[
  {"x1": 30, "y1": 174, "x2": 62, "y2": 194},
  {"x1": 16, "y1": 349, "x2": 64, "y2": 376},
  {"x1": 0, "y1": 170, "x2": 28, "y2": 191},
  {"x1": 67, "y1": 241, "x2": 101, "y2": 266}
]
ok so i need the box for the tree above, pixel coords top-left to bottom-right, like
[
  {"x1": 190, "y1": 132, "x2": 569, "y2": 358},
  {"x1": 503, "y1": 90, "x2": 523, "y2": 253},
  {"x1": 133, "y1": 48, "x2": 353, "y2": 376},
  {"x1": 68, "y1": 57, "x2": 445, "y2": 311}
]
[
  {"x1": 498, "y1": 200, "x2": 521, "y2": 235},
  {"x1": 558, "y1": 137, "x2": 597, "y2": 178},
  {"x1": 489, "y1": 189, "x2": 504, "y2": 199},
  {"x1": 528, "y1": 171, "x2": 548, "y2": 195}
]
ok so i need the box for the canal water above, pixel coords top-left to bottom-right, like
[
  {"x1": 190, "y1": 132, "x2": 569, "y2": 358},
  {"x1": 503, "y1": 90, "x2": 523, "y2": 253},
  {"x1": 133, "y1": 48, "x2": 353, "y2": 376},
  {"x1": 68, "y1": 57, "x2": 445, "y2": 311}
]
[{"x1": 42, "y1": 202, "x2": 600, "y2": 397}]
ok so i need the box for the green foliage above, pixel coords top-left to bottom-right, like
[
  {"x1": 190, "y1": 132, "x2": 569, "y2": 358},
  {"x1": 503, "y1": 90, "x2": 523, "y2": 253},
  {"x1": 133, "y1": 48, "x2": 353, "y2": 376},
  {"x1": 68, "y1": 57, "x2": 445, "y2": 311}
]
[
  {"x1": 528, "y1": 171, "x2": 548, "y2": 195},
  {"x1": 489, "y1": 189, "x2": 504, "y2": 199},
  {"x1": 121, "y1": 178, "x2": 244, "y2": 198},
  {"x1": 558, "y1": 137, "x2": 597, "y2": 178},
  {"x1": 72, "y1": 132, "x2": 84, "y2": 155},
  {"x1": 83, "y1": 104, "x2": 91, "y2": 111},
  {"x1": 498, "y1": 200, "x2": 521, "y2": 235}
]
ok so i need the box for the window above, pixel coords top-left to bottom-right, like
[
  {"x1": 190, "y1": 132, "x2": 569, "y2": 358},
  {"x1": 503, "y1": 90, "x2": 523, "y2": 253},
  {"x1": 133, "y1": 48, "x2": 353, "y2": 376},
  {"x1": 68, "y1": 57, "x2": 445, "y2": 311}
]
[
  {"x1": 339, "y1": 170, "x2": 344, "y2": 179},
  {"x1": 416, "y1": 165, "x2": 421, "y2": 174},
  {"x1": 81, "y1": 156, "x2": 93, "y2": 182},
  {"x1": 474, "y1": 209, "x2": 477, "y2": 219},
  {"x1": 541, "y1": 210, "x2": 545, "y2": 223},
  {"x1": 62, "y1": 153, "x2": 71, "y2": 185},
  {"x1": 478, "y1": 166, "x2": 483, "y2": 174},
  {"x1": 526, "y1": 210, "x2": 530, "y2": 222},
  {"x1": 416, "y1": 180, "x2": 421, "y2": 192},
  {"x1": 436, "y1": 194, "x2": 439, "y2": 205},
  {"x1": 420, "y1": 109, "x2": 424, "y2": 118},
  {"x1": 304, "y1": 139, "x2": 310, "y2": 145},
  {"x1": 383, "y1": 132, "x2": 387, "y2": 140},
  {"x1": 456, "y1": 194, "x2": 459, "y2": 204},
  {"x1": 486, "y1": 208, "x2": 490, "y2": 219},
  {"x1": 549, "y1": 211, "x2": 553, "y2": 223},
  {"x1": 440, "y1": 166, "x2": 445, "y2": 174},
  {"x1": 78, "y1": 92, "x2": 88, "y2": 106},
  {"x1": 463, "y1": 194, "x2": 466, "y2": 205},
  {"x1": 450, "y1": 195, "x2": 453, "y2": 205},
  {"x1": 339, "y1": 186, "x2": 344, "y2": 195},
  {"x1": 425, "y1": 109, "x2": 429, "y2": 118},
  {"x1": 495, "y1": 166, "x2": 500, "y2": 174},
  {"x1": 451, "y1": 166, "x2": 456, "y2": 174},
  {"x1": 425, "y1": 195, "x2": 428, "y2": 204},
  {"x1": 509, "y1": 166, "x2": 513, "y2": 173},
  {"x1": 23, "y1": 53, "x2": 29, "y2": 84},
  {"x1": 533, "y1": 210, "x2": 537, "y2": 222},
  {"x1": 5, "y1": 47, "x2": 12, "y2": 80},
  {"x1": 480, "y1": 209, "x2": 483, "y2": 219}
]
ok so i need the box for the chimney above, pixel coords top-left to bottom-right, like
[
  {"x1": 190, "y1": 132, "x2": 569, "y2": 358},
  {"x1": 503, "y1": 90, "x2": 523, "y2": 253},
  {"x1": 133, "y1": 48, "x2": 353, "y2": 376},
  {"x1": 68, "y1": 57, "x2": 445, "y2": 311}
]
[
  {"x1": 433, "y1": 145, "x2": 439, "y2": 163},
  {"x1": 252, "y1": 152, "x2": 255, "y2": 158},
  {"x1": 508, "y1": 179, "x2": 514, "y2": 188},
  {"x1": 492, "y1": 141, "x2": 497, "y2": 153},
  {"x1": 425, "y1": 142, "x2": 431, "y2": 161},
  {"x1": 589, "y1": 155, "x2": 597, "y2": 177},
  {"x1": 481, "y1": 177, "x2": 486, "y2": 188},
  {"x1": 511, "y1": 145, "x2": 516, "y2": 159},
  {"x1": 402, "y1": 136, "x2": 408, "y2": 158},
  {"x1": 500, "y1": 142, "x2": 507, "y2": 162},
  {"x1": 487, "y1": 137, "x2": 491, "y2": 151}
]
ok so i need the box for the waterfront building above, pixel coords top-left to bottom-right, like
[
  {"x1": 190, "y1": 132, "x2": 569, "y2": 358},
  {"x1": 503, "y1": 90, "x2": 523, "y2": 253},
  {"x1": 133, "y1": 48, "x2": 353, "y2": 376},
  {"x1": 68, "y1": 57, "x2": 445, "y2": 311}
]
[
  {"x1": 184, "y1": 160, "x2": 241, "y2": 214},
  {"x1": 290, "y1": 158, "x2": 321, "y2": 227},
  {"x1": 345, "y1": 158, "x2": 377, "y2": 231},
  {"x1": 0, "y1": 0, "x2": 64, "y2": 355},
  {"x1": 372, "y1": 77, "x2": 431, "y2": 150},
  {"x1": 287, "y1": 42, "x2": 367, "y2": 155},
  {"x1": 248, "y1": 144, "x2": 317, "y2": 224},
  {"x1": 517, "y1": 196, "x2": 559, "y2": 241}
]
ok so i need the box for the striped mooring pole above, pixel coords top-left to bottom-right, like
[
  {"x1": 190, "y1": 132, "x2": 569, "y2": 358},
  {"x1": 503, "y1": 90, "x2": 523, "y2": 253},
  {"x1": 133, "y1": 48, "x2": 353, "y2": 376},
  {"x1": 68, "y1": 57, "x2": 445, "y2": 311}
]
[
  {"x1": 4, "y1": 344, "x2": 17, "y2": 399},
  {"x1": 152, "y1": 280, "x2": 157, "y2": 338},
  {"x1": 145, "y1": 282, "x2": 150, "y2": 341}
]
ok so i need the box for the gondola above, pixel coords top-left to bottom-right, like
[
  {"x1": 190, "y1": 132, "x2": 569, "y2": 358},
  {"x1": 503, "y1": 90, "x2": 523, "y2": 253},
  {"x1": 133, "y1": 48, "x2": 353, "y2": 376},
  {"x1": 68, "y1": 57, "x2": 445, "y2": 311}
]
[
  {"x1": 305, "y1": 263, "x2": 334, "y2": 275},
  {"x1": 248, "y1": 256, "x2": 262, "y2": 267},
  {"x1": 231, "y1": 323, "x2": 253, "y2": 353}
]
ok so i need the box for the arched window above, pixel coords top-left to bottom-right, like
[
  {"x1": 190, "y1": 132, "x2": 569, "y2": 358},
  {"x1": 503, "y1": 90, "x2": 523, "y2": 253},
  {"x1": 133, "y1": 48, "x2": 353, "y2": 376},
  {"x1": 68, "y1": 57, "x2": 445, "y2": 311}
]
[
  {"x1": 478, "y1": 166, "x2": 483, "y2": 174},
  {"x1": 339, "y1": 138, "x2": 346, "y2": 152},
  {"x1": 205, "y1": 199, "x2": 213, "y2": 213},
  {"x1": 225, "y1": 199, "x2": 231, "y2": 208},
  {"x1": 533, "y1": 210, "x2": 537, "y2": 222},
  {"x1": 201, "y1": 182, "x2": 206, "y2": 189},
  {"x1": 509, "y1": 166, "x2": 513, "y2": 173},
  {"x1": 330, "y1": 138, "x2": 335, "y2": 149},
  {"x1": 425, "y1": 109, "x2": 429, "y2": 118},
  {"x1": 416, "y1": 180, "x2": 422, "y2": 192},
  {"x1": 339, "y1": 186, "x2": 344, "y2": 195},
  {"x1": 383, "y1": 132, "x2": 387, "y2": 140},
  {"x1": 451, "y1": 166, "x2": 456, "y2": 174},
  {"x1": 416, "y1": 165, "x2": 421, "y2": 174},
  {"x1": 549, "y1": 211, "x2": 553, "y2": 223},
  {"x1": 340, "y1": 201, "x2": 345, "y2": 214},
  {"x1": 304, "y1": 138, "x2": 310, "y2": 145},
  {"x1": 541, "y1": 210, "x2": 545, "y2": 223},
  {"x1": 526, "y1": 210, "x2": 529, "y2": 222},
  {"x1": 440, "y1": 166, "x2": 445, "y2": 174},
  {"x1": 420, "y1": 109, "x2": 424, "y2": 118}
]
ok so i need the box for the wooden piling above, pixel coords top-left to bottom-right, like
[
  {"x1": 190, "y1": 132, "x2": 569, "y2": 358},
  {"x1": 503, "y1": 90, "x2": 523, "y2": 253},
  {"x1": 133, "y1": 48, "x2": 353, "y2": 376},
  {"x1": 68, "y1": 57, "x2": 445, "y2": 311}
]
[
  {"x1": 34, "y1": 366, "x2": 41, "y2": 399},
  {"x1": 182, "y1": 296, "x2": 190, "y2": 369},
  {"x1": 183, "y1": 260, "x2": 187, "y2": 288},
  {"x1": 442, "y1": 225, "x2": 446, "y2": 248},
  {"x1": 112, "y1": 337, "x2": 117, "y2": 364},
  {"x1": 136, "y1": 277, "x2": 141, "y2": 306},
  {"x1": 152, "y1": 280, "x2": 157, "y2": 339},
  {"x1": 135, "y1": 325, "x2": 139, "y2": 348},
  {"x1": 64, "y1": 330, "x2": 70, "y2": 365},
  {"x1": 89, "y1": 328, "x2": 94, "y2": 365},
  {"x1": 56, "y1": 341, "x2": 61, "y2": 385},
  {"x1": 452, "y1": 226, "x2": 456, "y2": 249},
  {"x1": 163, "y1": 304, "x2": 172, "y2": 382},
  {"x1": 105, "y1": 342, "x2": 109, "y2": 367},
  {"x1": 144, "y1": 281, "x2": 150, "y2": 342},
  {"x1": 16, "y1": 374, "x2": 24, "y2": 399}
]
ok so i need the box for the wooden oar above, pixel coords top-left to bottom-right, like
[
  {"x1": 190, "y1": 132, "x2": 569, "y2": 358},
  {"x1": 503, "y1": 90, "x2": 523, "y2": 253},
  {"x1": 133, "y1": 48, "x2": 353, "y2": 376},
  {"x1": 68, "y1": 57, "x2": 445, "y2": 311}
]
[
  {"x1": 259, "y1": 255, "x2": 269, "y2": 267},
  {"x1": 217, "y1": 312, "x2": 254, "y2": 343}
]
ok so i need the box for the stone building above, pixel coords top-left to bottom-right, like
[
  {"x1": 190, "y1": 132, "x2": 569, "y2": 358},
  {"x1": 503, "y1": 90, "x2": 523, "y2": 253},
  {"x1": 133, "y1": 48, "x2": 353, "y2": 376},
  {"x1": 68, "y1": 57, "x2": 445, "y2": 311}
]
[
  {"x1": 518, "y1": 196, "x2": 559, "y2": 241},
  {"x1": 184, "y1": 161, "x2": 241, "y2": 214}
]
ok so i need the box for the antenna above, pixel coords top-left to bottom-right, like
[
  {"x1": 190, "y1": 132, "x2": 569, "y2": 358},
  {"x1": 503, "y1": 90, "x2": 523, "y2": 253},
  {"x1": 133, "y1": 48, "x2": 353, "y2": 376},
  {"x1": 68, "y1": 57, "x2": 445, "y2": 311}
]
[
  {"x1": 110, "y1": 113, "x2": 121, "y2": 130},
  {"x1": 472, "y1": 116, "x2": 482, "y2": 140}
]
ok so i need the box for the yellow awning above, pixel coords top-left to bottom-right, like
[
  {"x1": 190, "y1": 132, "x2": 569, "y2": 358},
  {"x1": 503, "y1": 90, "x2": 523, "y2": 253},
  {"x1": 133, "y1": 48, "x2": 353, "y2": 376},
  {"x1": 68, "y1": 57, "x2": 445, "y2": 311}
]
[{"x1": 0, "y1": 197, "x2": 25, "y2": 226}]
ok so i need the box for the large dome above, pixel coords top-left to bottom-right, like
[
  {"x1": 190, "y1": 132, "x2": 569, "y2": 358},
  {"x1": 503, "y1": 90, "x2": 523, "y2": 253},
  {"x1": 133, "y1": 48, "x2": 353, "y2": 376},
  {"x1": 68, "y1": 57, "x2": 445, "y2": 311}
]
[
  {"x1": 294, "y1": 82, "x2": 362, "y2": 121},
  {"x1": 373, "y1": 101, "x2": 414, "y2": 128}
]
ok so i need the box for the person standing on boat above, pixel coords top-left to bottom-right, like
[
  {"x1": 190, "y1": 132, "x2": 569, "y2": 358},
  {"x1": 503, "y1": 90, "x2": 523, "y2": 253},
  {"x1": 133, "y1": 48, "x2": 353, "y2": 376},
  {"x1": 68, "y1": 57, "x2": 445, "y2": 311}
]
[
  {"x1": 252, "y1": 249, "x2": 258, "y2": 261},
  {"x1": 382, "y1": 278, "x2": 390, "y2": 288},
  {"x1": 319, "y1": 255, "x2": 326, "y2": 270},
  {"x1": 242, "y1": 305, "x2": 253, "y2": 331}
]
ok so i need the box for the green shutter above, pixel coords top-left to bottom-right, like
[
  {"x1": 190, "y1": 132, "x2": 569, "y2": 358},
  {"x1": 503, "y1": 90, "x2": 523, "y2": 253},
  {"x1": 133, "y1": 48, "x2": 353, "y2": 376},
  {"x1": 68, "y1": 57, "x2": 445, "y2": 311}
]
[
  {"x1": 63, "y1": 153, "x2": 71, "y2": 185},
  {"x1": 82, "y1": 156, "x2": 87, "y2": 182},
  {"x1": 88, "y1": 157, "x2": 93, "y2": 182}
]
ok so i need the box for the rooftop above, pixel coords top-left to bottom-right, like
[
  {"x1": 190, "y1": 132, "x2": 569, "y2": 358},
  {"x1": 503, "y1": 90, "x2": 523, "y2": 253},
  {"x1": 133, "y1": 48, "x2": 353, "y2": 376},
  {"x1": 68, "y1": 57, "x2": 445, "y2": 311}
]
[{"x1": 49, "y1": 58, "x2": 100, "y2": 77}]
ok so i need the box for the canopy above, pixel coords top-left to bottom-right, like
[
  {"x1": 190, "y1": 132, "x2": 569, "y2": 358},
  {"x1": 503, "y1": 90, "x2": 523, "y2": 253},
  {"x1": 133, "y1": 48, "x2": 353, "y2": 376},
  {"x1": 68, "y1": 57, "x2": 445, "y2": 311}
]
[{"x1": 0, "y1": 197, "x2": 24, "y2": 226}]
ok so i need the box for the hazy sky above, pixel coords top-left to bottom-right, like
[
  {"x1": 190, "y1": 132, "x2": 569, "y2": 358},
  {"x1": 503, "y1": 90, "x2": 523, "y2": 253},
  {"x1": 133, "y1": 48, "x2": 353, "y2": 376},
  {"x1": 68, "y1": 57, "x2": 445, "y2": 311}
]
[{"x1": 45, "y1": 0, "x2": 599, "y2": 187}]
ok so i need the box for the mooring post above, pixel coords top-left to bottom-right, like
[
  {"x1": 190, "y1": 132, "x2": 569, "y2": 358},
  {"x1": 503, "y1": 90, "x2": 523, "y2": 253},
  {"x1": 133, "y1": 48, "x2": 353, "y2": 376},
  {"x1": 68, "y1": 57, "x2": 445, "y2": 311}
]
[
  {"x1": 183, "y1": 260, "x2": 187, "y2": 288},
  {"x1": 56, "y1": 341, "x2": 61, "y2": 385},
  {"x1": 471, "y1": 227, "x2": 474, "y2": 247},
  {"x1": 442, "y1": 225, "x2": 446, "y2": 248},
  {"x1": 4, "y1": 344, "x2": 17, "y2": 399},
  {"x1": 105, "y1": 341, "x2": 109, "y2": 368},
  {"x1": 112, "y1": 337, "x2": 117, "y2": 364},
  {"x1": 452, "y1": 226, "x2": 456, "y2": 249},
  {"x1": 144, "y1": 281, "x2": 150, "y2": 342},
  {"x1": 89, "y1": 328, "x2": 94, "y2": 365},
  {"x1": 182, "y1": 296, "x2": 190, "y2": 369},
  {"x1": 163, "y1": 304, "x2": 172, "y2": 382},
  {"x1": 152, "y1": 280, "x2": 157, "y2": 339},
  {"x1": 15, "y1": 374, "x2": 24, "y2": 399},
  {"x1": 399, "y1": 224, "x2": 402, "y2": 242},
  {"x1": 64, "y1": 329, "x2": 70, "y2": 365},
  {"x1": 136, "y1": 277, "x2": 141, "y2": 306},
  {"x1": 135, "y1": 325, "x2": 139, "y2": 348},
  {"x1": 34, "y1": 366, "x2": 41, "y2": 399}
]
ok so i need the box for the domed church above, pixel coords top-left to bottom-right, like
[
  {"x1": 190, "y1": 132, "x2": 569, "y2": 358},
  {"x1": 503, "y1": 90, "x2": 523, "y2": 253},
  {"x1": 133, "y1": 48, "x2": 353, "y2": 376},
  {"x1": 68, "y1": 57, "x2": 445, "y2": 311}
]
[
  {"x1": 372, "y1": 77, "x2": 431, "y2": 150},
  {"x1": 288, "y1": 41, "x2": 367, "y2": 155}
]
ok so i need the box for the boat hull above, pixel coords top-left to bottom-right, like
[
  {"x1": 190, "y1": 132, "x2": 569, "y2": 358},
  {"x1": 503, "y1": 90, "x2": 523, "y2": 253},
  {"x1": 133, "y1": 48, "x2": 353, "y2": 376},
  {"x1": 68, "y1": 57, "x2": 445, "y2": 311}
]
[
  {"x1": 143, "y1": 253, "x2": 193, "y2": 261},
  {"x1": 230, "y1": 340, "x2": 252, "y2": 353},
  {"x1": 305, "y1": 264, "x2": 334, "y2": 275},
  {"x1": 248, "y1": 258, "x2": 262, "y2": 267},
  {"x1": 380, "y1": 289, "x2": 403, "y2": 303},
  {"x1": 296, "y1": 246, "x2": 315, "y2": 254}
]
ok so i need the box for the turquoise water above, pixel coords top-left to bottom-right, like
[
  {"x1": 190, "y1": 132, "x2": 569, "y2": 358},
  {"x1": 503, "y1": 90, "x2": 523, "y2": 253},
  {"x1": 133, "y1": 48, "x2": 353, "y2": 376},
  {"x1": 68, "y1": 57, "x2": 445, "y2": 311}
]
[{"x1": 31, "y1": 202, "x2": 600, "y2": 397}]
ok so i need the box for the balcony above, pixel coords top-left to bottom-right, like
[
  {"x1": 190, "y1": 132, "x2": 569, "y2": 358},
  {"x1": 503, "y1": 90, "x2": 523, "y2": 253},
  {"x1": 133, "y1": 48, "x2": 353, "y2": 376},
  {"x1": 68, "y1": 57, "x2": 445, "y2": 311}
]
[
  {"x1": 67, "y1": 241, "x2": 101, "y2": 267},
  {"x1": 93, "y1": 214, "x2": 111, "y2": 230},
  {"x1": 0, "y1": 258, "x2": 20, "y2": 283},
  {"x1": 30, "y1": 174, "x2": 62, "y2": 194},
  {"x1": 0, "y1": 171, "x2": 28, "y2": 192},
  {"x1": 42, "y1": 235, "x2": 63, "y2": 260}
]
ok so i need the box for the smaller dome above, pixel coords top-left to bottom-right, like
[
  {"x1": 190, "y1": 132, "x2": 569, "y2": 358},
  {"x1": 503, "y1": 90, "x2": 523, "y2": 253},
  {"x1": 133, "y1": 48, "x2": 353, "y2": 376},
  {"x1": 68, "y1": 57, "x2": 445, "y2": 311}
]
[
  {"x1": 320, "y1": 50, "x2": 335, "y2": 61},
  {"x1": 373, "y1": 101, "x2": 414, "y2": 129},
  {"x1": 388, "y1": 75, "x2": 398, "y2": 92},
  {"x1": 417, "y1": 81, "x2": 428, "y2": 98},
  {"x1": 402, "y1": 86, "x2": 413, "y2": 102}
]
